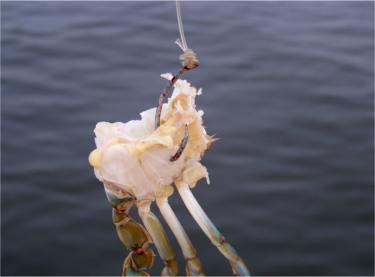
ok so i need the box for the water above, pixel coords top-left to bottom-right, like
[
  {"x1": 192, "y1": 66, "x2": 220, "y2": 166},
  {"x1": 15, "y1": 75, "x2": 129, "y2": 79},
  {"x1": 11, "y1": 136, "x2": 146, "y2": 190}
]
[{"x1": 1, "y1": 1, "x2": 374, "y2": 275}]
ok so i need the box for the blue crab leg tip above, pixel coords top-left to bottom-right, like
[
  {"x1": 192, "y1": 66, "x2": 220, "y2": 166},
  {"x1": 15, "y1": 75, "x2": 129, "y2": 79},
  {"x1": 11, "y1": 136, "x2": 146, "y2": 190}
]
[{"x1": 176, "y1": 182, "x2": 250, "y2": 276}]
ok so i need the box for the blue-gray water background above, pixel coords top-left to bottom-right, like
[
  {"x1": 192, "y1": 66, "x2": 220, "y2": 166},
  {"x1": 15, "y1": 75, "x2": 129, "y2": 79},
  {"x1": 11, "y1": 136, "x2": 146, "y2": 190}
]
[{"x1": 1, "y1": 1, "x2": 374, "y2": 276}]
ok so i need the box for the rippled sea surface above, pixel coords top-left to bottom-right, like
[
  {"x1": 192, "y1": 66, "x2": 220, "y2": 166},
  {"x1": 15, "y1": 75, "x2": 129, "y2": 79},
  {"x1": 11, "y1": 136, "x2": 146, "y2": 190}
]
[{"x1": 2, "y1": 1, "x2": 374, "y2": 276}]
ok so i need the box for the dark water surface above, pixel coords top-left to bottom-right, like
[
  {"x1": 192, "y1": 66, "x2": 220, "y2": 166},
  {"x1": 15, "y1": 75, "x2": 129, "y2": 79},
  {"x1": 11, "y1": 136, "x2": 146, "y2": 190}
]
[{"x1": 2, "y1": 1, "x2": 374, "y2": 276}]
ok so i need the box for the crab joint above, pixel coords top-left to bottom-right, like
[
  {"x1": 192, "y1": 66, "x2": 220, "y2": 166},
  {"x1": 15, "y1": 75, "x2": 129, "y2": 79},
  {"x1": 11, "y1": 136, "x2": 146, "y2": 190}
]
[
  {"x1": 220, "y1": 234, "x2": 226, "y2": 244},
  {"x1": 133, "y1": 246, "x2": 144, "y2": 255}
]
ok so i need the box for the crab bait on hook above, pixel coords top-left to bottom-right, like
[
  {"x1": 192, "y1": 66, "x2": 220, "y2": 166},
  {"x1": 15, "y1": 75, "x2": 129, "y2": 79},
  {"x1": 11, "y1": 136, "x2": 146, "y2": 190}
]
[{"x1": 88, "y1": 0, "x2": 250, "y2": 275}]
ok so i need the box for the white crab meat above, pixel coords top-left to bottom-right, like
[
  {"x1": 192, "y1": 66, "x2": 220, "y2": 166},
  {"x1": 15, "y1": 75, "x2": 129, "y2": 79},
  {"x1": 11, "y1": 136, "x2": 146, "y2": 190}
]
[{"x1": 88, "y1": 74, "x2": 213, "y2": 200}]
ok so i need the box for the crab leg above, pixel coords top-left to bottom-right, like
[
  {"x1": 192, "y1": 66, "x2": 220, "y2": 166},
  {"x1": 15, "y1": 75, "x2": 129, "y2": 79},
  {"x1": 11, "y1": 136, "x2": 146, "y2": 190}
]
[
  {"x1": 137, "y1": 200, "x2": 179, "y2": 276},
  {"x1": 113, "y1": 209, "x2": 155, "y2": 276},
  {"x1": 105, "y1": 190, "x2": 154, "y2": 276},
  {"x1": 156, "y1": 195, "x2": 205, "y2": 276},
  {"x1": 175, "y1": 182, "x2": 250, "y2": 276}
]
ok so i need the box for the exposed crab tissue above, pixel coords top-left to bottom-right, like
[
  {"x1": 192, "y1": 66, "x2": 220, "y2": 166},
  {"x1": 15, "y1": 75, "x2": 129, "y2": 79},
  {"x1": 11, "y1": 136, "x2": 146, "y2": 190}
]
[{"x1": 89, "y1": 74, "x2": 213, "y2": 200}]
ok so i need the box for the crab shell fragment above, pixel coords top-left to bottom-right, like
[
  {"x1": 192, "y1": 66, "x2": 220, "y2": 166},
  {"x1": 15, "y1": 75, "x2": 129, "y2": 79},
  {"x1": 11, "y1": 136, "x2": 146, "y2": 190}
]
[{"x1": 88, "y1": 73, "x2": 213, "y2": 201}]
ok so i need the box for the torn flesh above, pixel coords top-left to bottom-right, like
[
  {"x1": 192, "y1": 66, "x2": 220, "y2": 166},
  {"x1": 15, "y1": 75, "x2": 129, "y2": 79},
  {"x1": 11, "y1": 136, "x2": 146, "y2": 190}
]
[{"x1": 89, "y1": 74, "x2": 213, "y2": 200}]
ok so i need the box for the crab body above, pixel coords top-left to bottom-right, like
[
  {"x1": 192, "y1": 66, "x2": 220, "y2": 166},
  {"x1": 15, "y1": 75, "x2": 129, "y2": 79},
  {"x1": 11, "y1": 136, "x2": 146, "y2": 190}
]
[
  {"x1": 89, "y1": 74, "x2": 249, "y2": 276},
  {"x1": 89, "y1": 74, "x2": 211, "y2": 201}
]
